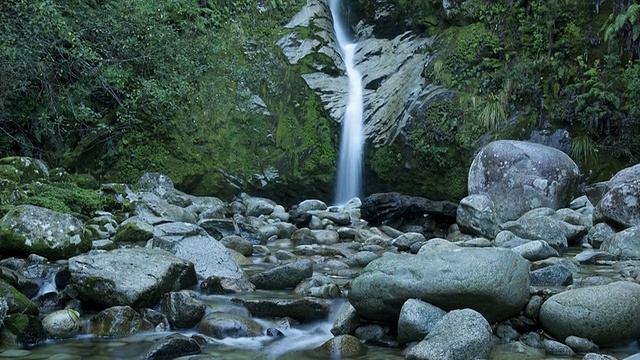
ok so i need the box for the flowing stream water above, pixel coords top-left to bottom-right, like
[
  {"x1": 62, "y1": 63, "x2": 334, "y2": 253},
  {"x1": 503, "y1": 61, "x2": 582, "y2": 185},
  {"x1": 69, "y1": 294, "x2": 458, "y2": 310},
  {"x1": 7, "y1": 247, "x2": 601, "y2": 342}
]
[{"x1": 330, "y1": 0, "x2": 364, "y2": 205}]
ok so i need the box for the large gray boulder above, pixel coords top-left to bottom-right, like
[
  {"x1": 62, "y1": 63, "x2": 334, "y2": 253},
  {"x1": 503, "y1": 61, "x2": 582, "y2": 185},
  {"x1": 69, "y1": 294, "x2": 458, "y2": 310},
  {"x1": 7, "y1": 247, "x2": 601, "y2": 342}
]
[
  {"x1": 594, "y1": 180, "x2": 640, "y2": 229},
  {"x1": 540, "y1": 281, "x2": 640, "y2": 346},
  {"x1": 600, "y1": 226, "x2": 640, "y2": 260},
  {"x1": 0, "y1": 205, "x2": 90, "y2": 260},
  {"x1": 68, "y1": 248, "x2": 197, "y2": 308},
  {"x1": 468, "y1": 140, "x2": 580, "y2": 222},
  {"x1": 406, "y1": 309, "x2": 494, "y2": 360},
  {"x1": 348, "y1": 246, "x2": 530, "y2": 324},
  {"x1": 150, "y1": 222, "x2": 249, "y2": 282}
]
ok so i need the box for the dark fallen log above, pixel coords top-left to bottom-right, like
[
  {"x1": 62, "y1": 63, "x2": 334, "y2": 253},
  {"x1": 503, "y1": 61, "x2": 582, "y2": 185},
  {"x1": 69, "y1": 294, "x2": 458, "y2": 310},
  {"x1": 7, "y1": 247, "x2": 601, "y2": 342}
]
[{"x1": 360, "y1": 192, "x2": 458, "y2": 225}]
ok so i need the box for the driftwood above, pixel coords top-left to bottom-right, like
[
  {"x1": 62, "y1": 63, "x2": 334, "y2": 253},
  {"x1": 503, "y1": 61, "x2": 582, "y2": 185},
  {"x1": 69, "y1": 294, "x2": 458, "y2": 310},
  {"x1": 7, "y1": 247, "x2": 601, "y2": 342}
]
[{"x1": 361, "y1": 192, "x2": 458, "y2": 225}]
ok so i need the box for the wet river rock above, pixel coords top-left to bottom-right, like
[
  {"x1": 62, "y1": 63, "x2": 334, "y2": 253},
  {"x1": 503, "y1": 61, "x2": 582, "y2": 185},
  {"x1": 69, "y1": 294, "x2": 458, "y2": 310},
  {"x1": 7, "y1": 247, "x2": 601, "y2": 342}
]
[
  {"x1": 68, "y1": 247, "x2": 197, "y2": 309},
  {"x1": 348, "y1": 246, "x2": 530, "y2": 324},
  {"x1": 231, "y1": 297, "x2": 332, "y2": 323},
  {"x1": 540, "y1": 281, "x2": 640, "y2": 346}
]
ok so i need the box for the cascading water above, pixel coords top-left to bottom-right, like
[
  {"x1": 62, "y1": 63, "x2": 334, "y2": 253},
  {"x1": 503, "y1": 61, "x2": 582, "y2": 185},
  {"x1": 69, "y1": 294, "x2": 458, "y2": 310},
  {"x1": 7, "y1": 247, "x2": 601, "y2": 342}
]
[{"x1": 329, "y1": 0, "x2": 364, "y2": 205}]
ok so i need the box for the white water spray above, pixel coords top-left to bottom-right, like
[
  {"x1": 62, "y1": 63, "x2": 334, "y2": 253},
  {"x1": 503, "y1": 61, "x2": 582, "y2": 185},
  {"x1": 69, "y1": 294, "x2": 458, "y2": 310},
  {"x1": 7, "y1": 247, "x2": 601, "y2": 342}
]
[{"x1": 329, "y1": 0, "x2": 364, "y2": 205}]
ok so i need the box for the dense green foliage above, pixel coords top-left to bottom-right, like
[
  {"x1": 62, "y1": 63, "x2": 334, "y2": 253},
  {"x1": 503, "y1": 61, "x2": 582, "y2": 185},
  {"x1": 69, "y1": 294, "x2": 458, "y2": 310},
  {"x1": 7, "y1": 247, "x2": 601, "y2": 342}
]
[
  {"x1": 379, "y1": 0, "x2": 640, "y2": 183},
  {"x1": 0, "y1": 0, "x2": 337, "y2": 203},
  {"x1": 2, "y1": 0, "x2": 639, "y2": 202}
]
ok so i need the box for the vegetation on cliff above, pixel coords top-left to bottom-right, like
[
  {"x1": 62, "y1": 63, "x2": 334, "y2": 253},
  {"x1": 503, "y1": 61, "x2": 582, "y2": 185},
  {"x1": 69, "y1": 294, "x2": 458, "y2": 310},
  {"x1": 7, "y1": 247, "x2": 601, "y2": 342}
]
[
  {"x1": 363, "y1": 0, "x2": 640, "y2": 195},
  {"x1": 2, "y1": 0, "x2": 639, "y2": 203},
  {"x1": 0, "y1": 0, "x2": 337, "y2": 203}
]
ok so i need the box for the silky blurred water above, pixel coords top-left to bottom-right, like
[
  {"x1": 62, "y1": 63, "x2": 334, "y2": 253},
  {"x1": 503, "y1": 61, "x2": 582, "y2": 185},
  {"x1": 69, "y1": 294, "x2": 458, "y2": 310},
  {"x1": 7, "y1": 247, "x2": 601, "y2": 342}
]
[{"x1": 330, "y1": 0, "x2": 364, "y2": 205}]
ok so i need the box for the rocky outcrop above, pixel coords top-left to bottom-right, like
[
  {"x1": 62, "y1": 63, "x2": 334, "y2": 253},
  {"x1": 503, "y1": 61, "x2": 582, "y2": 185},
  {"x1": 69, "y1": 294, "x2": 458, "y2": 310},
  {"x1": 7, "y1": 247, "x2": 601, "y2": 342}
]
[
  {"x1": 468, "y1": 140, "x2": 581, "y2": 222},
  {"x1": 348, "y1": 245, "x2": 530, "y2": 323},
  {"x1": 600, "y1": 226, "x2": 640, "y2": 259},
  {"x1": 278, "y1": 0, "x2": 437, "y2": 146}
]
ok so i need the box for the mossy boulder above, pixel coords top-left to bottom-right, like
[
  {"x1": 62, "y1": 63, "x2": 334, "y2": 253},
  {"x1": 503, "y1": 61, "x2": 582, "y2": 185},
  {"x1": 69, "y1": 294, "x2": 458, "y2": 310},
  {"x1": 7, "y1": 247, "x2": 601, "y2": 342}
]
[
  {"x1": 0, "y1": 205, "x2": 91, "y2": 260},
  {"x1": 0, "y1": 164, "x2": 20, "y2": 183},
  {"x1": 113, "y1": 220, "x2": 153, "y2": 243},
  {"x1": 88, "y1": 306, "x2": 154, "y2": 337},
  {"x1": 0, "y1": 281, "x2": 39, "y2": 316},
  {"x1": 72, "y1": 173, "x2": 99, "y2": 190},
  {"x1": 0, "y1": 157, "x2": 49, "y2": 183},
  {"x1": 7, "y1": 182, "x2": 103, "y2": 218},
  {"x1": 1, "y1": 313, "x2": 47, "y2": 346}
]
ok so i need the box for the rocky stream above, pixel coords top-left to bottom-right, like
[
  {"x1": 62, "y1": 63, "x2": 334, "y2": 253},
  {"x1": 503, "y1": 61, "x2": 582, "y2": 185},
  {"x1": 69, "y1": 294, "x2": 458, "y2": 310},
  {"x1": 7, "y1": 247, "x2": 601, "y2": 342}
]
[{"x1": 2, "y1": 139, "x2": 640, "y2": 360}]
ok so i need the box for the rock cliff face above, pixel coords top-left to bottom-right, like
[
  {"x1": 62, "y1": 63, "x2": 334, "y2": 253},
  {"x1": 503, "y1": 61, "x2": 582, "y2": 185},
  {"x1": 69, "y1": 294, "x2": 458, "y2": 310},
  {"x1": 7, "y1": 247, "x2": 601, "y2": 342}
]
[
  {"x1": 278, "y1": 0, "x2": 437, "y2": 147},
  {"x1": 277, "y1": 0, "x2": 471, "y2": 201}
]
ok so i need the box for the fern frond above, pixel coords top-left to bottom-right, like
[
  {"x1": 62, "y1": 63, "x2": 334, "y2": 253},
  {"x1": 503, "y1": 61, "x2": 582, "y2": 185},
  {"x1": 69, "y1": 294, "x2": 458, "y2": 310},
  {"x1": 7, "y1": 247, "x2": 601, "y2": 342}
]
[
  {"x1": 628, "y1": 3, "x2": 639, "y2": 24},
  {"x1": 612, "y1": 14, "x2": 628, "y2": 37}
]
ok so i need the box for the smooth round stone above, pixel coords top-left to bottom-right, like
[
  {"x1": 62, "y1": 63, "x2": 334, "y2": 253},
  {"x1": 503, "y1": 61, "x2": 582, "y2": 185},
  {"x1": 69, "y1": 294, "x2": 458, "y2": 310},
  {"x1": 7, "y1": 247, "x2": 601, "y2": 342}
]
[
  {"x1": 42, "y1": 309, "x2": 83, "y2": 339},
  {"x1": 540, "y1": 281, "x2": 640, "y2": 346}
]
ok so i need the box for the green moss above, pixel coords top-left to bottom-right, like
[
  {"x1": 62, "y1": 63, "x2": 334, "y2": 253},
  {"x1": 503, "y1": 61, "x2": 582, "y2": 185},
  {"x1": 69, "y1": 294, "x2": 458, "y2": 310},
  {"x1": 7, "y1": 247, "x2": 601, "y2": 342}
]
[
  {"x1": 0, "y1": 281, "x2": 39, "y2": 316},
  {"x1": 5, "y1": 182, "x2": 102, "y2": 218},
  {"x1": 3, "y1": 313, "x2": 47, "y2": 345},
  {"x1": 113, "y1": 222, "x2": 152, "y2": 243},
  {"x1": 81, "y1": 276, "x2": 116, "y2": 300},
  {"x1": 0, "y1": 164, "x2": 20, "y2": 183},
  {"x1": 0, "y1": 225, "x2": 29, "y2": 254},
  {"x1": 72, "y1": 173, "x2": 99, "y2": 190}
]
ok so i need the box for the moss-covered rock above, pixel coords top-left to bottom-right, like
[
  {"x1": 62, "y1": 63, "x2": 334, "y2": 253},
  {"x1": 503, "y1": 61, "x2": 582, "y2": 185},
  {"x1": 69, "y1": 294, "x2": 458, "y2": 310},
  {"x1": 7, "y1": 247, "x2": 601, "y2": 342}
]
[
  {"x1": 0, "y1": 205, "x2": 91, "y2": 260},
  {"x1": 0, "y1": 157, "x2": 49, "y2": 183},
  {"x1": 1, "y1": 313, "x2": 47, "y2": 346},
  {"x1": 42, "y1": 309, "x2": 83, "y2": 339},
  {"x1": 0, "y1": 281, "x2": 39, "y2": 316},
  {"x1": 0, "y1": 164, "x2": 20, "y2": 183},
  {"x1": 71, "y1": 173, "x2": 99, "y2": 189},
  {"x1": 8, "y1": 182, "x2": 103, "y2": 218},
  {"x1": 113, "y1": 221, "x2": 153, "y2": 243},
  {"x1": 87, "y1": 306, "x2": 154, "y2": 337}
]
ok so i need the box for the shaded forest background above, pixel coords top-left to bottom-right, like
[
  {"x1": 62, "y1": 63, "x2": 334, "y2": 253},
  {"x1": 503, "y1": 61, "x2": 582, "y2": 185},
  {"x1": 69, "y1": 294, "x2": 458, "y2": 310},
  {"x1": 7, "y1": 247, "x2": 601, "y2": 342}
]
[{"x1": 1, "y1": 0, "x2": 639, "y2": 202}]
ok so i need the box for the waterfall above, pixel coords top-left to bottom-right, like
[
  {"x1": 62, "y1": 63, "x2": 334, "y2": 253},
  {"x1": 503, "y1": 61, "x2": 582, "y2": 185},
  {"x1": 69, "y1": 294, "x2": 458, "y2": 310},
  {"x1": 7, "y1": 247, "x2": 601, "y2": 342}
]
[{"x1": 329, "y1": 0, "x2": 364, "y2": 205}]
